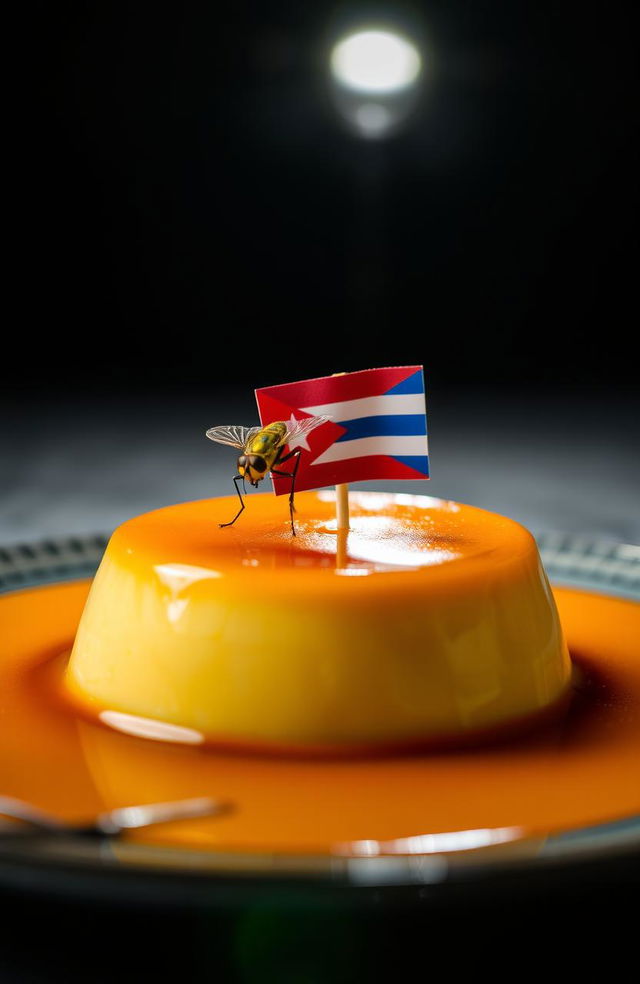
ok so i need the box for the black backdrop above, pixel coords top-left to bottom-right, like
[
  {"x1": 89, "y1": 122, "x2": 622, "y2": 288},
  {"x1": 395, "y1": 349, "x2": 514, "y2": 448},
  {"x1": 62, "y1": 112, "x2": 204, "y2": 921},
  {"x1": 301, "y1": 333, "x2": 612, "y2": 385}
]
[
  {"x1": 1, "y1": 7, "x2": 639, "y2": 978},
  {"x1": 11, "y1": 0, "x2": 638, "y2": 396}
]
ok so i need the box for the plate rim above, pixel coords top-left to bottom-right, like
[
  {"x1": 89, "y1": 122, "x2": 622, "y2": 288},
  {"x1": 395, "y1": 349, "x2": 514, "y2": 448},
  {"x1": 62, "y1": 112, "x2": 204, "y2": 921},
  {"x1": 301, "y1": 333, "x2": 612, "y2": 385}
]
[{"x1": 0, "y1": 530, "x2": 639, "y2": 891}]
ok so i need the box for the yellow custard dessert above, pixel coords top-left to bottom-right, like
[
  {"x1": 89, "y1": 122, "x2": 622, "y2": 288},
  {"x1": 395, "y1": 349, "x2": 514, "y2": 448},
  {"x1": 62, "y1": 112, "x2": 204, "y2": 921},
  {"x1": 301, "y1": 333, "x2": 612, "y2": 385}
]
[{"x1": 65, "y1": 492, "x2": 571, "y2": 751}]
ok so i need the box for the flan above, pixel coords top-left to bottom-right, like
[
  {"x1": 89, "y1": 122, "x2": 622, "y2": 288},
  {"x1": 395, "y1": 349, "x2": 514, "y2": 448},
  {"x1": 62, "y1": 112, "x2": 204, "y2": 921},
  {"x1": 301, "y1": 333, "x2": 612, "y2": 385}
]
[{"x1": 65, "y1": 491, "x2": 571, "y2": 751}]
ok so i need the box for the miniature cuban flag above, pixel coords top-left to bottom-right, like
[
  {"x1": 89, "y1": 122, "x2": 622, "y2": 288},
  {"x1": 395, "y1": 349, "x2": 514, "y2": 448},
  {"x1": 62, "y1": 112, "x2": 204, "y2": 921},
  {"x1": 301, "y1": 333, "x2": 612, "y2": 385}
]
[{"x1": 255, "y1": 366, "x2": 429, "y2": 495}]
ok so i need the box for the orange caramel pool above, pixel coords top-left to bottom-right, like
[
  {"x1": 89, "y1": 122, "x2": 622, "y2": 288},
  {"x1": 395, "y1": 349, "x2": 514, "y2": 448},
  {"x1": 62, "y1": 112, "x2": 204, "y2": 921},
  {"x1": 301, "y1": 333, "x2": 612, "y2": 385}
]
[{"x1": 0, "y1": 562, "x2": 639, "y2": 857}]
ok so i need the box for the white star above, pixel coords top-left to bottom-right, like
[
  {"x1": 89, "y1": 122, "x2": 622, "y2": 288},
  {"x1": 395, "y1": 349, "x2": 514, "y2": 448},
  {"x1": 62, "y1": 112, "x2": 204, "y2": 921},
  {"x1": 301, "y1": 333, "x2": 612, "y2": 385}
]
[{"x1": 286, "y1": 413, "x2": 312, "y2": 452}]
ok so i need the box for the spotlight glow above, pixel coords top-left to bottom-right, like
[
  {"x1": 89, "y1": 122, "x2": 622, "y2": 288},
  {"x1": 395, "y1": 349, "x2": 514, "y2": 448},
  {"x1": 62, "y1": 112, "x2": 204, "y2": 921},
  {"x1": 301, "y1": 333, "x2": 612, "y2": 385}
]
[
  {"x1": 330, "y1": 30, "x2": 421, "y2": 94},
  {"x1": 353, "y1": 103, "x2": 393, "y2": 136}
]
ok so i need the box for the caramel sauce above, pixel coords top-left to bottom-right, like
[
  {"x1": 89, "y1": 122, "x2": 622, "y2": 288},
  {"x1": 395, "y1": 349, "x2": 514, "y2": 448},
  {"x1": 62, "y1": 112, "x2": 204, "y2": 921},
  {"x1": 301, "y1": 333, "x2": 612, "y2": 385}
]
[{"x1": 0, "y1": 579, "x2": 638, "y2": 855}]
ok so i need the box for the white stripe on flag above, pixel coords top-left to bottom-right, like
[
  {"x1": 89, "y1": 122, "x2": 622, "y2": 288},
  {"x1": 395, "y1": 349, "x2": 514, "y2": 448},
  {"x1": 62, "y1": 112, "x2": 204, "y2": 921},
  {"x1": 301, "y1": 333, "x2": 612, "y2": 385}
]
[
  {"x1": 302, "y1": 393, "x2": 425, "y2": 421},
  {"x1": 312, "y1": 435, "x2": 429, "y2": 466}
]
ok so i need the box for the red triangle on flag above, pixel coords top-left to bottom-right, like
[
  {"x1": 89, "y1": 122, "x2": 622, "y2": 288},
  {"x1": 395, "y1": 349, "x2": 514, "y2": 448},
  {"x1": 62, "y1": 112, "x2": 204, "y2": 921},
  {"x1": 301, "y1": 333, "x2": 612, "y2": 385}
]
[{"x1": 255, "y1": 392, "x2": 346, "y2": 496}]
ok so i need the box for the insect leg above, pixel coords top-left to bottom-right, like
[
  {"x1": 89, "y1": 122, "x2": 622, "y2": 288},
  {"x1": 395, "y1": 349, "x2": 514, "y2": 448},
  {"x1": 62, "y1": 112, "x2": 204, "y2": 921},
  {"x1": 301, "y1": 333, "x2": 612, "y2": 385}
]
[
  {"x1": 274, "y1": 446, "x2": 298, "y2": 511},
  {"x1": 219, "y1": 475, "x2": 246, "y2": 528},
  {"x1": 276, "y1": 449, "x2": 297, "y2": 465},
  {"x1": 271, "y1": 450, "x2": 301, "y2": 535}
]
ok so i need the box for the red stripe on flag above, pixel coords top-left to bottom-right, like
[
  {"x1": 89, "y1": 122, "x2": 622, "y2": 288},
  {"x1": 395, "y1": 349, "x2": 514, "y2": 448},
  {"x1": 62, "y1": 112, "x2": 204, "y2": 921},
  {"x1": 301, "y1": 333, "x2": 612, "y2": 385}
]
[
  {"x1": 270, "y1": 456, "x2": 429, "y2": 496},
  {"x1": 256, "y1": 366, "x2": 420, "y2": 408}
]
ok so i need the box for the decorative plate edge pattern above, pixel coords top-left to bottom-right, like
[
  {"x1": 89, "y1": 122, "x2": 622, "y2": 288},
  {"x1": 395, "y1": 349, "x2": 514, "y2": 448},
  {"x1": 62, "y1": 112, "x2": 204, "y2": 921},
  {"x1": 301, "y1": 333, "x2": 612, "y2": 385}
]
[
  {"x1": 537, "y1": 531, "x2": 640, "y2": 601},
  {"x1": 0, "y1": 534, "x2": 109, "y2": 593}
]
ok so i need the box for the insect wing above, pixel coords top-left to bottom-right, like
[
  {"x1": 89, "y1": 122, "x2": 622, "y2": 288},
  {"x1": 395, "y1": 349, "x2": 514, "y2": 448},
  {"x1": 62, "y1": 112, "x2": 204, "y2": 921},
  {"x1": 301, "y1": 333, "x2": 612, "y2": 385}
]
[
  {"x1": 284, "y1": 414, "x2": 332, "y2": 445},
  {"x1": 205, "y1": 425, "x2": 261, "y2": 450}
]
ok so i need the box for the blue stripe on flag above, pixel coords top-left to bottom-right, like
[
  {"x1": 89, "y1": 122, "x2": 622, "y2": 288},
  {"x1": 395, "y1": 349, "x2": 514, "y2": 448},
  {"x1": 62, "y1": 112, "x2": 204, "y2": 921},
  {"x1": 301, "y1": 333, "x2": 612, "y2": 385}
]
[
  {"x1": 393, "y1": 455, "x2": 430, "y2": 476},
  {"x1": 335, "y1": 415, "x2": 428, "y2": 442},
  {"x1": 385, "y1": 370, "x2": 424, "y2": 395}
]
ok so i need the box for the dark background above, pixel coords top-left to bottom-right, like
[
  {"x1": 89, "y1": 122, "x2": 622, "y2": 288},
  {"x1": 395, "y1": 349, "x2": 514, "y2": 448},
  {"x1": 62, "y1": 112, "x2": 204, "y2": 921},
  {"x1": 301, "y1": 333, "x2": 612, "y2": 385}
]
[
  {"x1": 11, "y1": 0, "x2": 638, "y2": 395},
  {"x1": 2, "y1": 0, "x2": 638, "y2": 544},
  {"x1": 0, "y1": 5, "x2": 638, "y2": 977}
]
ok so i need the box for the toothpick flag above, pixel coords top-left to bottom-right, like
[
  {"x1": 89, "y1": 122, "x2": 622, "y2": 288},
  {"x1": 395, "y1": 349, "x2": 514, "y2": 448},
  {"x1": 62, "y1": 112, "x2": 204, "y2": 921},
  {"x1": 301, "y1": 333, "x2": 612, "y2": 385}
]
[{"x1": 255, "y1": 366, "x2": 429, "y2": 495}]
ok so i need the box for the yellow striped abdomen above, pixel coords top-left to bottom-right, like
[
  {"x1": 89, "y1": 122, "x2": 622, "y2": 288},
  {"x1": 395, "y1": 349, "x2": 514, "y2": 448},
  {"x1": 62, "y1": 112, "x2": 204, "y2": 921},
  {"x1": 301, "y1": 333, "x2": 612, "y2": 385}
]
[{"x1": 248, "y1": 422, "x2": 287, "y2": 458}]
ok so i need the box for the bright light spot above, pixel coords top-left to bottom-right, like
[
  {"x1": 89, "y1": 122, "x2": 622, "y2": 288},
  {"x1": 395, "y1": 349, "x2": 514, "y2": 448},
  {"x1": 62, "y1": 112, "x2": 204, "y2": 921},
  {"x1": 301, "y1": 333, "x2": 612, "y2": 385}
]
[
  {"x1": 305, "y1": 516, "x2": 461, "y2": 571},
  {"x1": 167, "y1": 598, "x2": 189, "y2": 623},
  {"x1": 316, "y1": 491, "x2": 448, "y2": 511},
  {"x1": 330, "y1": 30, "x2": 421, "y2": 94},
  {"x1": 354, "y1": 103, "x2": 392, "y2": 137},
  {"x1": 154, "y1": 563, "x2": 223, "y2": 594},
  {"x1": 335, "y1": 567, "x2": 372, "y2": 577},
  {"x1": 100, "y1": 710, "x2": 204, "y2": 745},
  {"x1": 336, "y1": 826, "x2": 523, "y2": 857}
]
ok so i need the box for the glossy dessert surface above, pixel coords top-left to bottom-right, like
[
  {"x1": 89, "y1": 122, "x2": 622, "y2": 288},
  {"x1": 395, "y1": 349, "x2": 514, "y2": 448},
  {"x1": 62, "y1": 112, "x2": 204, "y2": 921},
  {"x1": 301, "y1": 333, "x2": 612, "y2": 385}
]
[
  {"x1": 65, "y1": 492, "x2": 570, "y2": 748},
  {"x1": 0, "y1": 582, "x2": 638, "y2": 854}
]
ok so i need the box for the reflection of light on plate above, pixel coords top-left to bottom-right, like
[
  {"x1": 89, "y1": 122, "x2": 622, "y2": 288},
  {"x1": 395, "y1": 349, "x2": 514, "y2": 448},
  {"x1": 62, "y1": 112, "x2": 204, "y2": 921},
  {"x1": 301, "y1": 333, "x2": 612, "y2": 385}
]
[
  {"x1": 337, "y1": 826, "x2": 523, "y2": 856},
  {"x1": 100, "y1": 710, "x2": 204, "y2": 745}
]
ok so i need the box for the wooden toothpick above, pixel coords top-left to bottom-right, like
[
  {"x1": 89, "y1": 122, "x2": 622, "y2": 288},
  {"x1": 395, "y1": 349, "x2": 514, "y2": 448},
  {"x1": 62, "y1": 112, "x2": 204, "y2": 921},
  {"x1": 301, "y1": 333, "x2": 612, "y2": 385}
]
[
  {"x1": 332, "y1": 373, "x2": 350, "y2": 533},
  {"x1": 336, "y1": 482, "x2": 350, "y2": 531},
  {"x1": 331, "y1": 373, "x2": 350, "y2": 568}
]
